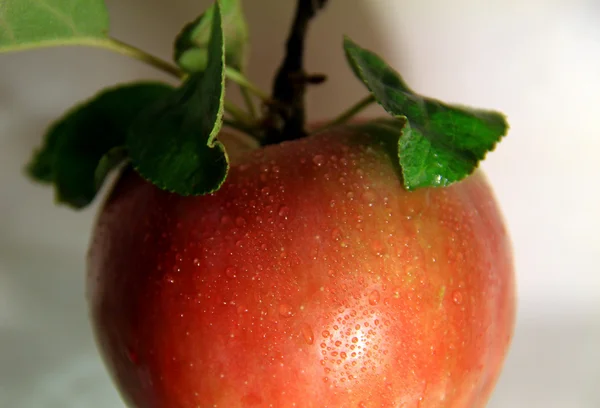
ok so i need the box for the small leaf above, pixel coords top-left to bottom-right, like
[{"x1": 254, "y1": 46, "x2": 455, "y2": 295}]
[
  {"x1": 0, "y1": 0, "x2": 109, "y2": 52},
  {"x1": 26, "y1": 82, "x2": 174, "y2": 208},
  {"x1": 343, "y1": 36, "x2": 508, "y2": 190},
  {"x1": 128, "y1": 1, "x2": 228, "y2": 196},
  {"x1": 174, "y1": 0, "x2": 248, "y2": 73}
]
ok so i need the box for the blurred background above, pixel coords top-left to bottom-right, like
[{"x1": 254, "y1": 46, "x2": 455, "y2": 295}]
[{"x1": 1, "y1": 0, "x2": 599, "y2": 406}]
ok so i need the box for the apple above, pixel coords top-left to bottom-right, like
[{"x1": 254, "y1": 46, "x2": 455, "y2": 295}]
[
  {"x1": 88, "y1": 126, "x2": 515, "y2": 407},
  {"x1": 4, "y1": 0, "x2": 515, "y2": 405}
]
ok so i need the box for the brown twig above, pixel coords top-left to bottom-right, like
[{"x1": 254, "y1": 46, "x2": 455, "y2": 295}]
[{"x1": 262, "y1": 0, "x2": 329, "y2": 145}]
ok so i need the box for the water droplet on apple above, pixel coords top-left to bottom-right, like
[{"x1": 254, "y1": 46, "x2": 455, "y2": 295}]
[
  {"x1": 235, "y1": 216, "x2": 246, "y2": 227},
  {"x1": 331, "y1": 228, "x2": 342, "y2": 241},
  {"x1": 301, "y1": 323, "x2": 315, "y2": 345},
  {"x1": 370, "y1": 240, "x2": 385, "y2": 256},
  {"x1": 362, "y1": 190, "x2": 376, "y2": 205},
  {"x1": 225, "y1": 266, "x2": 237, "y2": 278},
  {"x1": 278, "y1": 206, "x2": 290, "y2": 218},
  {"x1": 279, "y1": 303, "x2": 294, "y2": 317},
  {"x1": 368, "y1": 290, "x2": 380, "y2": 306},
  {"x1": 452, "y1": 290, "x2": 463, "y2": 305},
  {"x1": 220, "y1": 215, "x2": 231, "y2": 225},
  {"x1": 312, "y1": 154, "x2": 325, "y2": 166},
  {"x1": 127, "y1": 348, "x2": 139, "y2": 365},
  {"x1": 322, "y1": 330, "x2": 330, "y2": 338}
]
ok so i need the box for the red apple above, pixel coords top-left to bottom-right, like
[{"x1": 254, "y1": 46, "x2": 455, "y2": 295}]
[{"x1": 88, "y1": 125, "x2": 515, "y2": 407}]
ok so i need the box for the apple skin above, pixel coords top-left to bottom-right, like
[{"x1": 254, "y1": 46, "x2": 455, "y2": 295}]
[{"x1": 87, "y1": 125, "x2": 515, "y2": 408}]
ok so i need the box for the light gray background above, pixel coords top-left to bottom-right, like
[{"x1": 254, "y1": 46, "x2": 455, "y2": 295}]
[{"x1": 1, "y1": 0, "x2": 599, "y2": 407}]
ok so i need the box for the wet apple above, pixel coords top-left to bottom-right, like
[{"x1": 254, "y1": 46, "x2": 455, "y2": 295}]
[{"x1": 88, "y1": 126, "x2": 515, "y2": 408}]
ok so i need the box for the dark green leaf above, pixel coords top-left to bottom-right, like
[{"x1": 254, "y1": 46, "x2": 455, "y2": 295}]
[
  {"x1": 94, "y1": 146, "x2": 128, "y2": 190},
  {"x1": 26, "y1": 82, "x2": 174, "y2": 208},
  {"x1": 343, "y1": 36, "x2": 508, "y2": 190},
  {"x1": 0, "y1": 0, "x2": 109, "y2": 52},
  {"x1": 128, "y1": 2, "x2": 228, "y2": 196},
  {"x1": 174, "y1": 0, "x2": 248, "y2": 73}
]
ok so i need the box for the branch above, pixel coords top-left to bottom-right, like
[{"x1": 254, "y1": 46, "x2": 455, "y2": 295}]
[{"x1": 262, "y1": 0, "x2": 329, "y2": 145}]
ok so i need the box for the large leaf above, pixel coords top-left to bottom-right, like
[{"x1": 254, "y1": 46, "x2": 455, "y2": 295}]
[
  {"x1": 127, "y1": 1, "x2": 228, "y2": 196},
  {"x1": 174, "y1": 0, "x2": 248, "y2": 73},
  {"x1": 26, "y1": 82, "x2": 174, "y2": 208},
  {"x1": 344, "y1": 36, "x2": 508, "y2": 190},
  {"x1": 0, "y1": 0, "x2": 109, "y2": 52}
]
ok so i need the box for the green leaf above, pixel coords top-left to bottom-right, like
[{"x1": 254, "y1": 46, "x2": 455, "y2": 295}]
[
  {"x1": 26, "y1": 82, "x2": 174, "y2": 209},
  {"x1": 127, "y1": 1, "x2": 228, "y2": 196},
  {"x1": 343, "y1": 36, "x2": 508, "y2": 190},
  {"x1": 174, "y1": 0, "x2": 248, "y2": 73},
  {"x1": 0, "y1": 0, "x2": 109, "y2": 52}
]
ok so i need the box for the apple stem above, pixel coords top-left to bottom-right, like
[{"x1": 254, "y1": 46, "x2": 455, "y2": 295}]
[{"x1": 262, "y1": 0, "x2": 330, "y2": 145}]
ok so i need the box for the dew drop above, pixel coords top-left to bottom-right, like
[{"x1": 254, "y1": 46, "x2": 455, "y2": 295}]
[
  {"x1": 225, "y1": 266, "x2": 237, "y2": 278},
  {"x1": 301, "y1": 324, "x2": 315, "y2": 345},
  {"x1": 362, "y1": 191, "x2": 377, "y2": 205},
  {"x1": 127, "y1": 348, "x2": 139, "y2": 365},
  {"x1": 452, "y1": 290, "x2": 463, "y2": 305},
  {"x1": 371, "y1": 240, "x2": 385, "y2": 256},
  {"x1": 220, "y1": 215, "x2": 232, "y2": 225},
  {"x1": 235, "y1": 216, "x2": 246, "y2": 227},
  {"x1": 368, "y1": 290, "x2": 381, "y2": 306},
  {"x1": 279, "y1": 303, "x2": 294, "y2": 318},
  {"x1": 331, "y1": 228, "x2": 342, "y2": 241},
  {"x1": 278, "y1": 206, "x2": 290, "y2": 218},
  {"x1": 352, "y1": 337, "x2": 358, "y2": 343},
  {"x1": 322, "y1": 330, "x2": 330, "y2": 338},
  {"x1": 313, "y1": 155, "x2": 325, "y2": 166}
]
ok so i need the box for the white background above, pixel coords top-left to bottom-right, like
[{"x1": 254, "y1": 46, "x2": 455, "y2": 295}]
[{"x1": 1, "y1": 0, "x2": 599, "y2": 406}]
